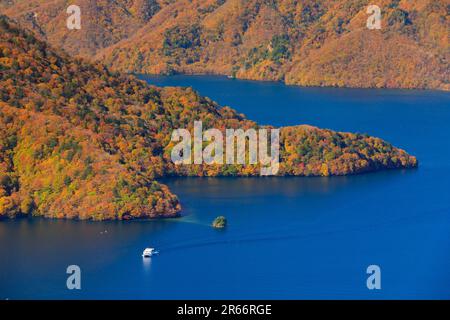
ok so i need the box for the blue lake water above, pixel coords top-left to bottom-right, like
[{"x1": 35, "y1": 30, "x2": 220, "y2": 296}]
[{"x1": 1, "y1": 75, "x2": 449, "y2": 299}]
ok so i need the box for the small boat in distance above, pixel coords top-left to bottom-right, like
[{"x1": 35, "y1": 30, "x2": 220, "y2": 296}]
[{"x1": 142, "y1": 248, "x2": 159, "y2": 257}]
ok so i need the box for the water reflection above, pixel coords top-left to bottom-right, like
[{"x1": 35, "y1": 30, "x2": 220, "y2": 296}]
[{"x1": 142, "y1": 257, "x2": 152, "y2": 274}]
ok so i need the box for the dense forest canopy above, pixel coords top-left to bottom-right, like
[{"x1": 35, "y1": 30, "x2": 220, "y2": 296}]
[
  {"x1": 0, "y1": 15, "x2": 417, "y2": 220},
  {"x1": 0, "y1": 0, "x2": 448, "y2": 90}
]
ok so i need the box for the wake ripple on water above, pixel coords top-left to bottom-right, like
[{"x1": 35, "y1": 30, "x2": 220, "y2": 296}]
[{"x1": 155, "y1": 205, "x2": 450, "y2": 254}]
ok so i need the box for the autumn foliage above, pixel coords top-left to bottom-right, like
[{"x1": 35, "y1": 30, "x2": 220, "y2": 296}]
[
  {"x1": 0, "y1": 15, "x2": 417, "y2": 220},
  {"x1": 1, "y1": 0, "x2": 446, "y2": 90}
]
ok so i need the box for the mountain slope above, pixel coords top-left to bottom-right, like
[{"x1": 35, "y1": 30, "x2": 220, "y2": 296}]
[
  {"x1": 0, "y1": 0, "x2": 163, "y2": 57},
  {"x1": 1, "y1": 0, "x2": 448, "y2": 90},
  {"x1": 0, "y1": 15, "x2": 417, "y2": 220}
]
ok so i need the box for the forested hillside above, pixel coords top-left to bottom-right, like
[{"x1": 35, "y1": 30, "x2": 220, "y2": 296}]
[
  {"x1": 1, "y1": 0, "x2": 448, "y2": 89},
  {"x1": 0, "y1": 15, "x2": 417, "y2": 220}
]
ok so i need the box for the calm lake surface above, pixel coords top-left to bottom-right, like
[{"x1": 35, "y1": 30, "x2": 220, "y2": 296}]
[{"x1": 1, "y1": 75, "x2": 449, "y2": 299}]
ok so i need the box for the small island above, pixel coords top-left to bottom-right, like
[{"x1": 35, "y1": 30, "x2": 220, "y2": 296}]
[{"x1": 212, "y1": 216, "x2": 227, "y2": 229}]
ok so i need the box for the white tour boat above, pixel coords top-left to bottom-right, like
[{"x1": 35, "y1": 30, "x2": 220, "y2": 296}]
[{"x1": 142, "y1": 248, "x2": 159, "y2": 257}]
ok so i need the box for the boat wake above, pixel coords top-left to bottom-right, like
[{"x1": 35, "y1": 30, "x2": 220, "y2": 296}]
[{"x1": 154, "y1": 205, "x2": 450, "y2": 254}]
